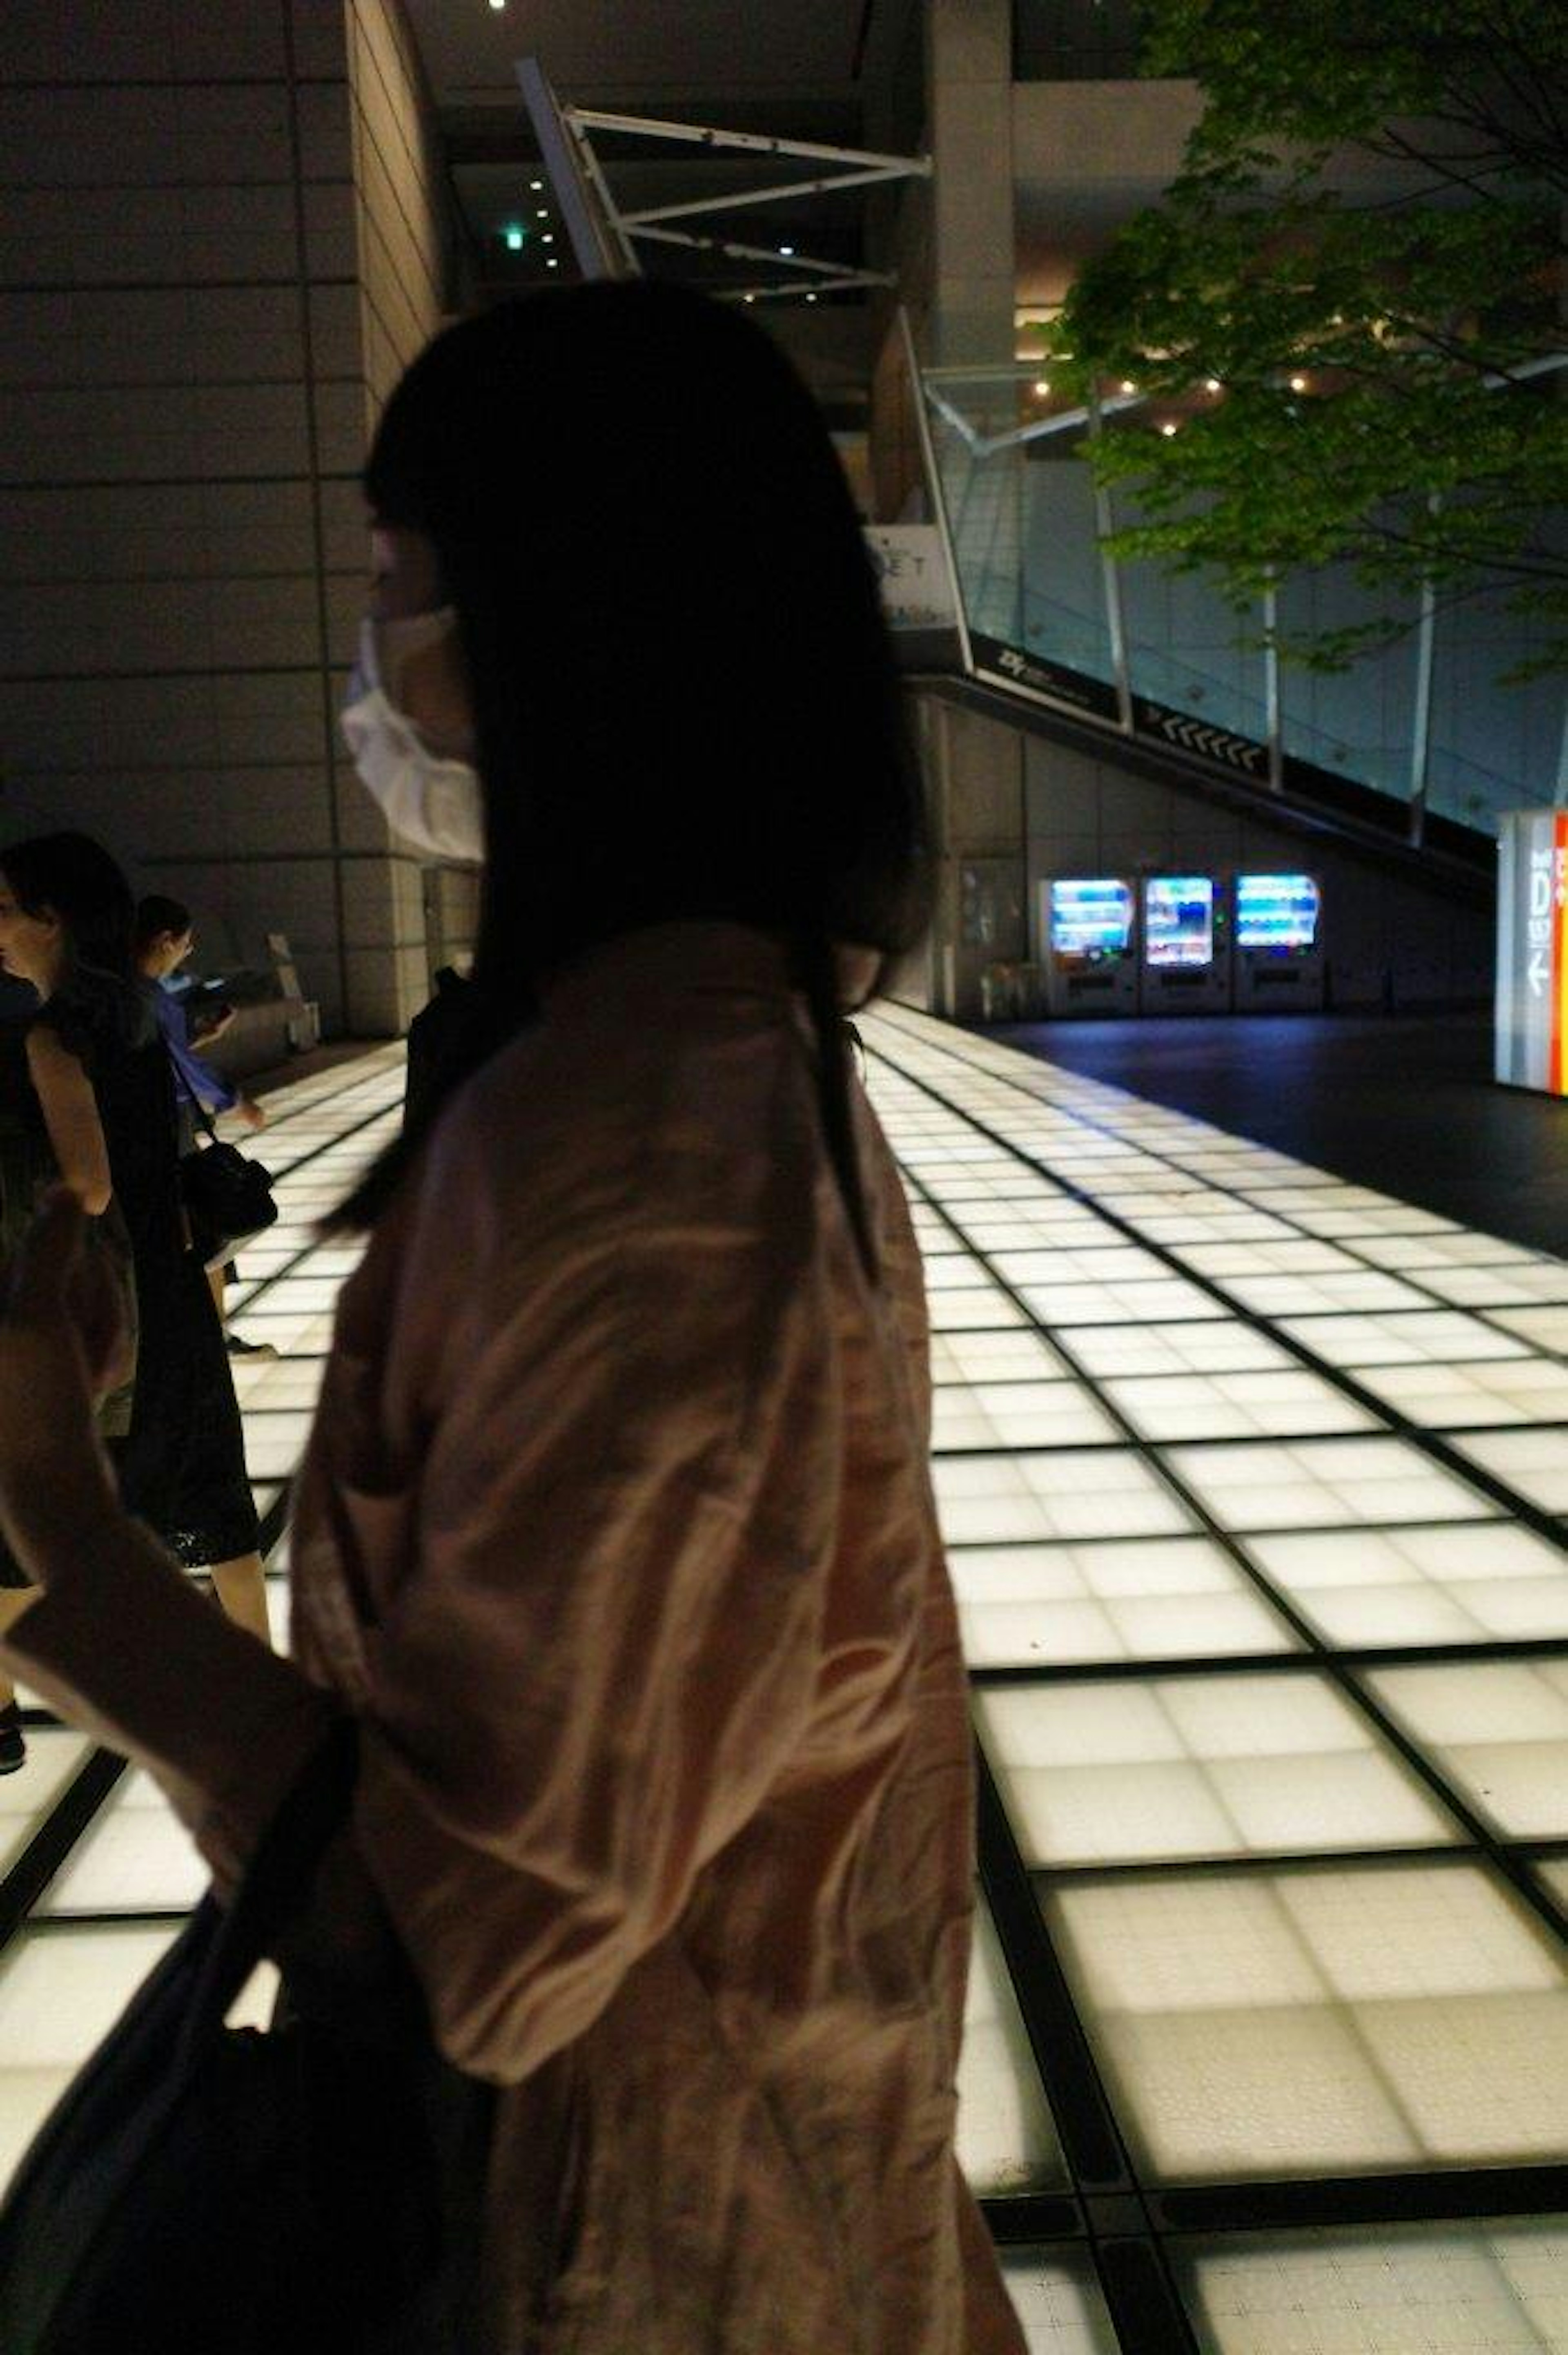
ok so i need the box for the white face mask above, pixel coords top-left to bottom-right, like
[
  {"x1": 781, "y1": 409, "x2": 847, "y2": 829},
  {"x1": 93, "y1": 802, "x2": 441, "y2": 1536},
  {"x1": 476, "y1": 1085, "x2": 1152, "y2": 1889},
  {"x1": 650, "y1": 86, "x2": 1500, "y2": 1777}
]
[{"x1": 340, "y1": 608, "x2": 484, "y2": 864}]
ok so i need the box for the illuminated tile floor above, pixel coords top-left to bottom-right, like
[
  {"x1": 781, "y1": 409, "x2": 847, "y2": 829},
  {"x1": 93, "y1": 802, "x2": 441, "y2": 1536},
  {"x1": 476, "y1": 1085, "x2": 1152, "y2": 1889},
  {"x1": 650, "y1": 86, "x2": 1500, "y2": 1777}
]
[{"x1": 0, "y1": 1010, "x2": 1564, "y2": 2354}]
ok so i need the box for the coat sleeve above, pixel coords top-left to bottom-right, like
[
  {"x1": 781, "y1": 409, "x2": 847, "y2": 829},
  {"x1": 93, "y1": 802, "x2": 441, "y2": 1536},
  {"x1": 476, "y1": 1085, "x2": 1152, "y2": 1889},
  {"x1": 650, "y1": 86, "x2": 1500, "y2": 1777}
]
[{"x1": 333, "y1": 1127, "x2": 862, "y2": 2082}]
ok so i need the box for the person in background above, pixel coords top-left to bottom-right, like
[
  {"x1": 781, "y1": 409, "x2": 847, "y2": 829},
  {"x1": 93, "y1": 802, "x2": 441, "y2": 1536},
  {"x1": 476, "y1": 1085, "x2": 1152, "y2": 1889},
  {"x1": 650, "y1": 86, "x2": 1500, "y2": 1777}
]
[
  {"x1": 0, "y1": 836, "x2": 272, "y2": 1684},
  {"x1": 132, "y1": 895, "x2": 273, "y2": 1360},
  {"x1": 0, "y1": 288, "x2": 1025, "y2": 2352},
  {"x1": 0, "y1": 836, "x2": 140, "y2": 1770}
]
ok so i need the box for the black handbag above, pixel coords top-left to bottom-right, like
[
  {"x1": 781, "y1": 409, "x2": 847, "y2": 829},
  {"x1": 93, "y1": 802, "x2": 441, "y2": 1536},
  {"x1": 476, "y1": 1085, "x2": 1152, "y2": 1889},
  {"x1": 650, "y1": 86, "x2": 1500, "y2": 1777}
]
[
  {"x1": 178, "y1": 1098, "x2": 277, "y2": 1272},
  {"x1": 0, "y1": 1719, "x2": 493, "y2": 2354}
]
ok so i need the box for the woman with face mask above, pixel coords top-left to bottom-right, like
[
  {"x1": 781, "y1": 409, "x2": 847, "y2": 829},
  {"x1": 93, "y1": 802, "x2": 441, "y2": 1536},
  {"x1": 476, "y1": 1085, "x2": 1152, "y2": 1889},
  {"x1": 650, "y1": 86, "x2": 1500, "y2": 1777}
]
[{"x1": 0, "y1": 286, "x2": 1025, "y2": 2355}]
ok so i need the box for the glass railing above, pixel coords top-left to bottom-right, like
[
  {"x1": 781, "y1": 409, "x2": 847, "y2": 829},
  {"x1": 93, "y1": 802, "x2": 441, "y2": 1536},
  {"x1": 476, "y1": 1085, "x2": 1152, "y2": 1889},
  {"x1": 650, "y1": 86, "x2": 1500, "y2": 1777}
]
[{"x1": 918, "y1": 357, "x2": 1565, "y2": 843}]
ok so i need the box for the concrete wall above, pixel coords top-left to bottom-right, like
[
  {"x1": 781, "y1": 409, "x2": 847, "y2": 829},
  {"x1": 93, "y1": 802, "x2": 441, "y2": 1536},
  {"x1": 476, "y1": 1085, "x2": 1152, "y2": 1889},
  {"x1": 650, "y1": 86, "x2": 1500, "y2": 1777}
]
[
  {"x1": 915, "y1": 695, "x2": 1029, "y2": 1014},
  {"x1": 924, "y1": 0, "x2": 1015, "y2": 365},
  {"x1": 0, "y1": 0, "x2": 448, "y2": 1038},
  {"x1": 1022, "y1": 731, "x2": 1494, "y2": 1013},
  {"x1": 907, "y1": 687, "x2": 1494, "y2": 1018}
]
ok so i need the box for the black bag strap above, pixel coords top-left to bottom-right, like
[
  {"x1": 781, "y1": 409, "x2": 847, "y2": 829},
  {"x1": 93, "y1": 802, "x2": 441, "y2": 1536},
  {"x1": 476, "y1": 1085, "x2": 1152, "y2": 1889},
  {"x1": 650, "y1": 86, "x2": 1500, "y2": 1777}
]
[
  {"x1": 178, "y1": 1714, "x2": 360, "y2": 2056},
  {"x1": 188, "y1": 1094, "x2": 221, "y2": 1148}
]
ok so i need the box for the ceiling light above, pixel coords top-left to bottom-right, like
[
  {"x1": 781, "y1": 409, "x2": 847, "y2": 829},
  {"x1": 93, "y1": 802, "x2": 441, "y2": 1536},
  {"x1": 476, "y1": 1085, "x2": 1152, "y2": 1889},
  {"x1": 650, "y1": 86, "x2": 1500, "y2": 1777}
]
[
  {"x1": 488, "y1": 0, "x2": 505, "y2": 12},
  {"x1": 535, "y1": 207, "x2": 548, "y2": 218},
  {"x1": 806, "y1": 292, "x2": 817, "y2": 303},
  {"x1": 1119, "y1": 379, "x2": 1136, "y2": 395},
  {"x1": 541, "y1": 233, "x2": 554, "y2": 244},
  {"x1": 502, "y1": 225, "x2": 524, "y2": 252},
  {"x1": 529, "y1": 179, "x2": 543, "y2": 192},
  {"x1": 1032, "y1": 378, "x2": 1050, "y2": 397},
  {"x1": 1204, "y1": 377, "x2": 1221, "y2": 393},
  {"x1": 1289, "y1": 373, "x2": 1308, "y2": 392},
  {"x1": 779, "y1": 245, "x2": 795, "y2": 257},
  {"x1": 546, "y1": 257, "x2": 559, "y2": 269},
  {"x1": 1159, "y1": 420, "x2": 1179, "y2": 436}
]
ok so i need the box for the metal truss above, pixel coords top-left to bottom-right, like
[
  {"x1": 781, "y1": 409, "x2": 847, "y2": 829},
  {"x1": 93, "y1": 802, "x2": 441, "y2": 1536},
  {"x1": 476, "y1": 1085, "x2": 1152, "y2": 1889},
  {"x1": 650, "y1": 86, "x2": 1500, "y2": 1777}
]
[{"x1": 559, "y1": 102, "x2": 930, "y2": 301}]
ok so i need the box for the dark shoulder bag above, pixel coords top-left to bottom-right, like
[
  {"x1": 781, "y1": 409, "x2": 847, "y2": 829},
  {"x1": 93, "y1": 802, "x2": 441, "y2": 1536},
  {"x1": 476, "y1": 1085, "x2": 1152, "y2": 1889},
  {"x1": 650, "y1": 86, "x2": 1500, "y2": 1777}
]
[
  {"x1": 0, "y1": 1719, "x2": 493, "y2": 2355},
  {"x1": 178, "y1": 1097, "x2": 278, "y2": 1272}
]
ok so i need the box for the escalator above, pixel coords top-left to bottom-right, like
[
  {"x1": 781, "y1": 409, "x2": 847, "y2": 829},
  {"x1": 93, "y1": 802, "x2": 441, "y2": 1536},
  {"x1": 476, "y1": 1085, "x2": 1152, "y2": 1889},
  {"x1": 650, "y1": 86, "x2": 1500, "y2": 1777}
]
[{"x1": 904, "y1": 349, "x2": 1558, "y2": 906}]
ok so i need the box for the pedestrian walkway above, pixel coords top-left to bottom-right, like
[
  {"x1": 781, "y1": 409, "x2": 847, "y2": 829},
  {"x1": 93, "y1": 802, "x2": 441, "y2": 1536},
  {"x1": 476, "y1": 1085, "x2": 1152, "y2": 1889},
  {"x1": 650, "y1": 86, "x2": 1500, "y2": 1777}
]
[{"x1": 0, "y1": 1012, "x2": 1564, "y2": 2353}]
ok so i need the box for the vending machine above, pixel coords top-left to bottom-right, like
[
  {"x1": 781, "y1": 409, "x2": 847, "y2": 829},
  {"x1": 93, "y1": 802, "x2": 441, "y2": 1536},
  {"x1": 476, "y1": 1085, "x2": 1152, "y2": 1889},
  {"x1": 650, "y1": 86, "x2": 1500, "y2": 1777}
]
[
  {"x1": 1040, "y1": 876, "x2": 1138, "y2": 1015},
  {"x1": 1233, "y1": 872, "x2": 1324, "y2": 1009},
  {"x1": 1139, "y1": 874, "x2": 1230, "y2": 1012}
]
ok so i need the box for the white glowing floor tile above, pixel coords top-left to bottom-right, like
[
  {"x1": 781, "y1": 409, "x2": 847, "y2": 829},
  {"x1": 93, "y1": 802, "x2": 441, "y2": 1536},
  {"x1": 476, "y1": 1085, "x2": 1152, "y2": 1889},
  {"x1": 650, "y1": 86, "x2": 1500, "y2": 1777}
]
[
  {"x1": 1345, "y1": 1231, "x2": 1535, "y2": 1272},
  {"x1": 1105, "y1": 1370, "x2": 1375, "y2": 1444},
  {"x1": 285, "y1": 1243, "x2": 369, "y2": 1278},
  {"x1": 1166, "y1": 1438, "x2": 1494, "y2": 1532},
  {"x1": 951, "y1": 1538, "x2": 1292, "y2": 1667},
  {"x1": 226, "y1": 1357, "x2": 326, "y2": 1411},
  {"x1": 1047, "y1": 1862, "x2": 1568, "y2": 2179},
  {"x1": 0, "y1": 1922, "x2": 180, "y2": 2194},
  {"x1": 999, "y1": 2252, "x2": 1120, "y2": 2355},
  {"x1": 1181, "y1": 2221, "x2": 1568, "y2": 2355},
  {"x1": 1417, "y1": 1260, "x2": 1568, "y2": 1308},
  {"x1": 1067, "y1": 1323, "x2": 1294, "y2": 1381},
  {"x1": 993, "y1": 1246, "x2": 1170, "y2": 1287},
  {"x1": 0, "y1": 1922, "x2": 178, "y2": 2070},
  {"x1": 957, "y1": 1905, "x2": 1064, "y2": 2194},
  {"x1": 0, "y1": 1731, "x2": 93, "y2": 1873},
  {"x1": 1129, "y1": 1213, "x2": 1298, "y2": 1249},
  {"x1": 1222, "y1": 1271, "x2": 1440, "y2": 1318},
  {"x1": 240, "y1": 1409, "x2": 316, "y2": 1479},
  {"x1": 929, "y1": 1329, "x2": 1076, "y2": 1385},
  {"x1": 38, "y1": 1791, "x2": 207, "y2": 1916},
  {"x1": 1349, "y1": 1354, "x2": 1568, "y2": 1428},
  {"x1": 1247, "y1": 1522, "x2": 1568, "y2": 1647},
  {"x1": 223, "y1": 1309, "x2": 339, "y2": 1353},
  {"x1": 237, "y1": 1275, "x2": 345, "y2": 1315},
  {"x1": 1450, "y1": 1430, "x2": 1568, "y2": 1513},
  {"x1": 921, "y1": 1251, "x2": 996, "y2": 1289},
  {"x1": 224, "y1": 1244, "x2": 300, "y2": 1277},
  {"x1": 952, "y1": 1211, "x2": 1114, "y2": 1251},
  {"x1": 1367, "y1": 1662, "x2": 1568, "y2": 1840},
  {"x1": 265, "y1": 1575, "x2": 292, "y2": 1651},
  {"x1": 927, "y1": 1279, "x2": 1027, "y2": 1331},
  {"x1": 978, "y1": 1676, "x2": 1452, "y2": 1867},
  {"x1": 933, "y1": 1451, "x2": 1194, "y2": 1545},
  {"x1": 1179, "y1": 1241, "x2": 1371, "y2": 1280},
  {"x1": 1019, "y1": 1276, "x2": 1226, "y2": 1327},
  {"x1": 932, "y1": 1383, "x2": 1122, "y2": 1452},
  {"x1": 1490, "y1": 1305, "x2": 1568, "y2": 1352},
  {"x1": 1278, "y1": 1311, "x2": 1528, "y2": 1366}
]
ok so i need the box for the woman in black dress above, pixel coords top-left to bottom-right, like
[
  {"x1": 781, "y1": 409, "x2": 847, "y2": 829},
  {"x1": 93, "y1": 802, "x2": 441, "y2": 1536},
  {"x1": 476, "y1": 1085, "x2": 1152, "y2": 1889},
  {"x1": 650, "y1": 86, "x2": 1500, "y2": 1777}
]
[{"x1": 0, "y1": 834, "x2": 268, "y2": 1766}]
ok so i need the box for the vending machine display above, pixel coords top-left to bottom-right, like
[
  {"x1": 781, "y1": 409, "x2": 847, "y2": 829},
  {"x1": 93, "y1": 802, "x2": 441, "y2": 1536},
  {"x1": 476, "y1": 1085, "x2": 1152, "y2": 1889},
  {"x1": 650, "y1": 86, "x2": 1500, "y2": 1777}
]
[
  {"x1": 1233, "y1": 872, "x2": 1324, "y2": 1008},
  {"x1": 1139, "y1": 874, "x2": 1230, "y2": 1011},
  {"x1": 1042, "y1": 876, "x2": 1137, "y2": 1014}
]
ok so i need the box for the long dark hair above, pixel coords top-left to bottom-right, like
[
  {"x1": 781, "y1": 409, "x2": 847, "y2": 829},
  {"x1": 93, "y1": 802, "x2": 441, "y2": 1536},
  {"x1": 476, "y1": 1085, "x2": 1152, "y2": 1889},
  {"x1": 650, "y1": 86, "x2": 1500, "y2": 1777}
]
[
  {"x1": 0, "y1": 830, "x2": 136, "y2": 983},
  {"x1": 0, "y1": 829, "x2": 144, "y2": 1050},
  {"x1": 335, "y1": 283, "x2": 930, "y2": 1259}
]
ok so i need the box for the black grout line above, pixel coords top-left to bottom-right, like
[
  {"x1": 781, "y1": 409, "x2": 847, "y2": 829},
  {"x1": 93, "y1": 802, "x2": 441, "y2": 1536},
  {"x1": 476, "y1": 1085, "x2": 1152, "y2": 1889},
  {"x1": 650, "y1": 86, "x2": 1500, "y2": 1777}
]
[
  {"x1": 869, "y1": 1036, "x2": 1568, "y2": 1952},
  {"x1": 0, "y1": 1061, "x2": 407, "y2": 1969},
  {"x1": 0, "y1": 1753, "x2": 129, "y2": 1956},
  {"x1": 966, "y1": 1636, "x2": 1568, "y2": 1681},
  {"x1": 864, "y1": 1019, "x2": 1568, "y2": 2282},
  {"x1": 871, "y1": 1040, "x2": 1568, "y2": 1547},
  {"x1": 1148, "y1": 2160, "x2": 1568, "y2": 2235},
  {"x1": 874, "y1": 1005, "x2": 1568, "y2": 1367}
]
